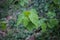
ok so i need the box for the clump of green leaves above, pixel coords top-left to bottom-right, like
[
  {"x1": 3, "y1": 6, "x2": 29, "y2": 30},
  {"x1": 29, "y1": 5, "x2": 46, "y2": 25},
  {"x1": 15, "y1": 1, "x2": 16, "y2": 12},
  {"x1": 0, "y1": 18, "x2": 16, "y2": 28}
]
[
  {"x1": 17, "y1": 9, "x2": 39, "y2": 31},
  {"x1": 17, "y1": 9, "x2": 59, "y2": 32},
  {"x1": 40, "y1": 11, "x2": 58, "y2": 32}
]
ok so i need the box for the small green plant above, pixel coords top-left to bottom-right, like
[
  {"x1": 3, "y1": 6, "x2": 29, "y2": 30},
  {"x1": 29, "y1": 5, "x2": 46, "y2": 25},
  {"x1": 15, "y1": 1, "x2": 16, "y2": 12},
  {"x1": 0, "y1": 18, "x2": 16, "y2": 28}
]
[
  {"x1": 17, "y1": 9, "x2": 39, "y2": 31},
  {"x1": 17, "y1": 9, "x2": 59, "y2": 32}
]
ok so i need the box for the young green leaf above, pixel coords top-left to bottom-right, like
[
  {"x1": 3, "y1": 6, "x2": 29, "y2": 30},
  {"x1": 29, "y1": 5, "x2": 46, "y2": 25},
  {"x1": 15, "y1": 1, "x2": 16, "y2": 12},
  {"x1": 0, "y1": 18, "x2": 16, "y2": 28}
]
[
  {"x1": 16, "y1": 14, "x2": 24, "y2": 26},
  {"x1": 39, "y1": 19, "x2": 47, "y2": 32},
  {"x1": 26, "y1": 22, "x2": 36, "y2": 31},
  {"x1": 29, "y1": 9, "x2": 39, "y2": 28},
  {"x1": 23, "y1": 11, "x2": 30, "y2": 17},
  {"x1": 41, "y1": 22, "x2": 47, "y2": 32},
  {"x1": 22, "y1": 17, "x2": 29, "y2": 27}
]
